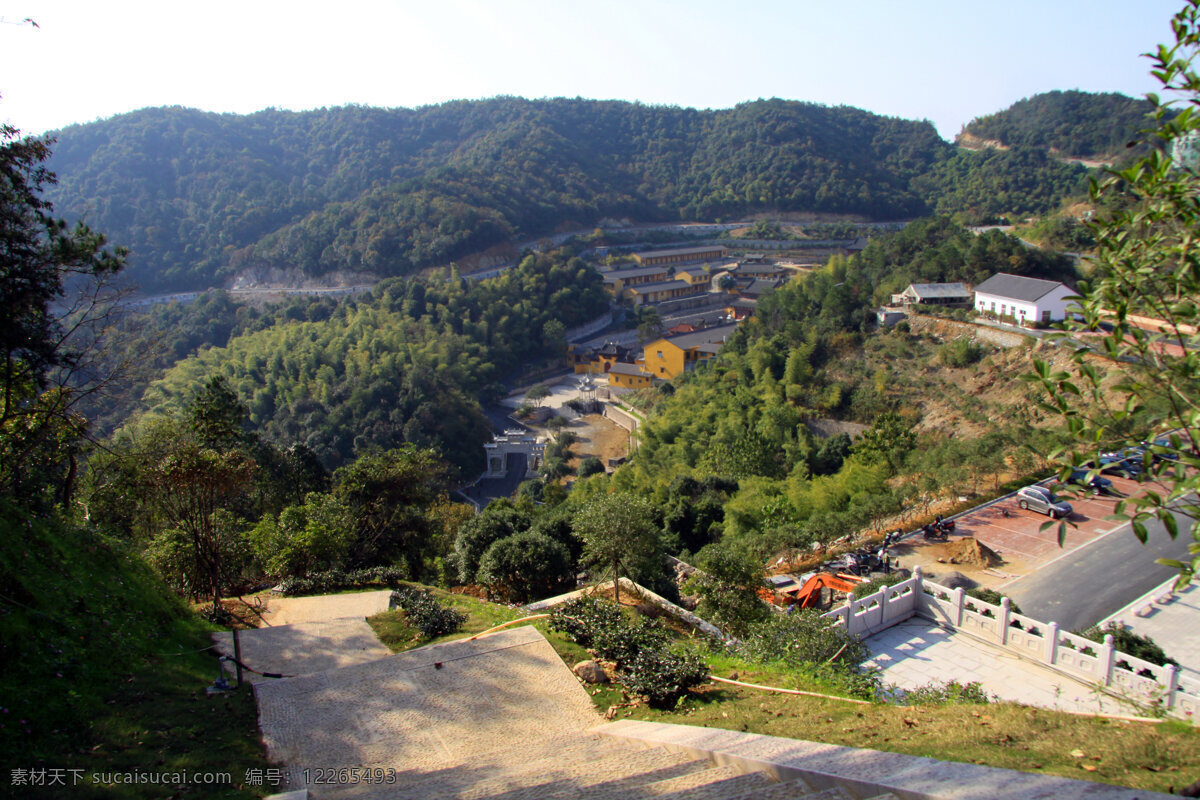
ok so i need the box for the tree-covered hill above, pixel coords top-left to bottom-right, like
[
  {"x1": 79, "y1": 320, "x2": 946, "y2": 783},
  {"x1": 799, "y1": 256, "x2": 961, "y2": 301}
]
[
  {"x1": 956, "y1": 90, "x2": 1158, "y2": 160},
  {"x1": 134, "y1": 250, "x2": 608, "y2": 476},
  {"x1": 42, "y1": 97, "x2": 1085, "y2": 292}
]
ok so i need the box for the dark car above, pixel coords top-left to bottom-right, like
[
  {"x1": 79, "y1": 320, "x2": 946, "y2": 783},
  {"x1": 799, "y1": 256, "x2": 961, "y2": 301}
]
[
  {"x1": 1097, "y1": 450, "x2": 1145, "y2": 478},
  {"x1": 1067, "y1": 469, "x2": 1113, "y2": 495}
]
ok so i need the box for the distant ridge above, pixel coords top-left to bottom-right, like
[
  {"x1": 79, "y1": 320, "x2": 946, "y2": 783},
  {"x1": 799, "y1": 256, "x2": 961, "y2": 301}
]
[{"x1": 40, "y1": 97, "x2": 1085, "y2": 293}]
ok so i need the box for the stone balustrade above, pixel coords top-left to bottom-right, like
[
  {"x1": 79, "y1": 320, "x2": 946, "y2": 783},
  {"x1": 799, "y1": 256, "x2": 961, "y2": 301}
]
[{"x1": 823, "y1": 566, "x2": 1199, "y2": 723}]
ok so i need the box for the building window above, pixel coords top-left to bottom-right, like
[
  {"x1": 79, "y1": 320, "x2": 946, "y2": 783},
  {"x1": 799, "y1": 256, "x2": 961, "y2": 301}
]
[
  {"x1": 656, "y1": 350, "x2": 663, "y2": 358},
  {"x1": 660, "y1": 367, "x2": 665, "y2": 373}
]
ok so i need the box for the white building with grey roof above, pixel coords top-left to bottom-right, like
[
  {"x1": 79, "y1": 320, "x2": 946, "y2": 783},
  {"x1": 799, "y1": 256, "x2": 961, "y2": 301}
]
[{"x1": 973, "y1": 273, "x2": 1077, "y2": 326}]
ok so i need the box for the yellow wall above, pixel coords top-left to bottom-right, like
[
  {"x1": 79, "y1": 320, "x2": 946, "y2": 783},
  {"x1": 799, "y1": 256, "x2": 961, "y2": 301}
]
[
  {"x1": 608, "y1": 370, "x2": 653, "y2": 389},
  {"x1": 675, "y1": 270, "x2": 711, "y2": 287},
  {"x1": 642, "y1": 340, "x2": 687, "y2": 379}
]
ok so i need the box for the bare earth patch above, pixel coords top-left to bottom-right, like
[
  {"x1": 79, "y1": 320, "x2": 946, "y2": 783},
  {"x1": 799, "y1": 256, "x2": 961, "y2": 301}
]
[{"x1": 566, "y1": 413, "x2": 631, "y2": 470}]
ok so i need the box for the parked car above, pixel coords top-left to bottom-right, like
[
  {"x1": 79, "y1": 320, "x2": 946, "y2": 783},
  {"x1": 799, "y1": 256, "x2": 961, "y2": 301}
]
[
  {"x1": 1067, "y1": 469, "x2": 1113, "y2": 495},
  {"x1": 1016, "y1": 485, "x2": 1073, "y2": 518},
  {"x1": 1097, "y1": 450, "x2": 1145, "y2": 478}
]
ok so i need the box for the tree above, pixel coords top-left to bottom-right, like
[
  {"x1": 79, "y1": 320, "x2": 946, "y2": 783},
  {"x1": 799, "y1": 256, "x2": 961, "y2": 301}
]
[
  {"x1": 1025, "y1": 1, "x2": 1200, "y2": 584},
  {"x1": 542, "y1": 319, "x2": 567, "y2": 358},
  {"x1": 476, "y1": 531, "x2": 572, "y2": 603},
  {"x1": 451, "y1": 500, "x2": 532, "y2": 583},
  {"x1": 144, "y1": 431, "x2": 257, "y2": 606},
  {"x1": 332, "y1": 445, "x2": 453, "y2": 576},
  {"x1": 572, "y1": 492, "x2": 661, "y2": 603},
  {"x1": 1, "y1": 125, "x2": 126, "y2": 502},
  {"x1": 249, "y1": 492, "x2": 355, "y2": 578},
  {"x1": 692, "y1": 543, "x2": 770, "y2": 638},
  {"x1": 525, "y1": 383, "x2": 551, "y2": 408},
  {"x1": 851, "y1": 412, "x2": 916, "y2": 472}
]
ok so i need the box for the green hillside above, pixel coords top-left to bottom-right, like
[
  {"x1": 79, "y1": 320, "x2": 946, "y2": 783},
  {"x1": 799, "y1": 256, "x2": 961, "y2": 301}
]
[
  {"x1": 0, "y1": 501, "x2": 262, "y2": 798},
  {"x1": 957, "y1": 90, "x2": 1158, "y2": 160},
  {"x1": 41, "y1": 97, "x2": 1085, "y2": 292}
]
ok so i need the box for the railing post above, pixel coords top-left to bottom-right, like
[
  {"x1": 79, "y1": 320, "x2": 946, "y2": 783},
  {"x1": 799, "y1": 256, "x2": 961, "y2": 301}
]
[
  {"x1": 1045, "y1": 622, "x2": 1060, "y2": 665},
  {"x1": 879, "y1": 584, "x2": 892, "y2": 627},
  {"x1": 952, "y1": 587, "x2": 965, "y2": 628},
  {"x1": 999, "y1": 597, "x2": 1011, "y2": 646},
  {"x1": 1163, "y1": 664, "x2": 1179, "y2": 710},
  {"x1": 1100, "y1": 633, "x2": 1115, "y2": 688}
]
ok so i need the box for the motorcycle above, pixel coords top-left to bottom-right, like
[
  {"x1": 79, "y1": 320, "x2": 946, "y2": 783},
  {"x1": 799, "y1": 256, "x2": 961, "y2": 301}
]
[{"x1": 922, "y1": 522, "x2": 949, "y2": 541}]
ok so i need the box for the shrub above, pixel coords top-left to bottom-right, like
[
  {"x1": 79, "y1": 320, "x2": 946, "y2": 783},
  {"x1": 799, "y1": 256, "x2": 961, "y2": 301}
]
[
  {"x1": 277, "y1": 566, "x2": 407, "y2": 596},
  {"x1": 965, "y1": 587, "x2": 1021, "y2": 614},
  {"x1": 903, "y1": 680, "x2": 993, "y2": 706},
  {"x1": 734, "y1": 609, "x2": 868, "y2": 668},
  {"x1": 549, "y1": 596, "x2": 624, "y2": 648},
  {"x1": 549, "y1": 596, "x2": 668, "y2": 666},
  {"x1": 577, "y1": 457, "x2": 605, "y2": 478},
  {"x1": 939, "y1": 338, "x2": 983, "y2": 367},
  {"x1": 390, "y1": 586, "x2": 466, "y2": 638},
  {"x1": 549, "y1": 596, "x2": 708, "y2": 705},
  {"x1": 852, "y1": 573, "x2": 906, "y2": 598},
  {"x1": 622, "y1": 649, "x2": 709, "y2": 708},
  {"x1": 476, "y1": 531, "x2": 572, "y2": 603},
  {"x1": 1078, "y1": 622, "x2": 1179, "y2": 668}
]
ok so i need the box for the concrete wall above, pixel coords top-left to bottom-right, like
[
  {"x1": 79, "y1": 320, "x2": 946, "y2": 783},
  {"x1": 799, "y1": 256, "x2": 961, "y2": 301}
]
[{"x1": 603, "y1": 403, "x2": 641, "y2": 432}]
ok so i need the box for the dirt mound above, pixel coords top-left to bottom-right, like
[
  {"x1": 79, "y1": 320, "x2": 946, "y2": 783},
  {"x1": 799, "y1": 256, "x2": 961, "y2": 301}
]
[{"x1": 941, "y1": 538, "x2": 1003, "y2": 568}]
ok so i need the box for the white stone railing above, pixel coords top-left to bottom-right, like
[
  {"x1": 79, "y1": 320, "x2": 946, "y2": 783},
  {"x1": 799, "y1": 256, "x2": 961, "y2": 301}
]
[
  {"x1": 820, "y1": 573, "x2": 920, "y2": 637},
  {"x1": 826, "y1": 566, "x2": 1197, "y2": 722}
]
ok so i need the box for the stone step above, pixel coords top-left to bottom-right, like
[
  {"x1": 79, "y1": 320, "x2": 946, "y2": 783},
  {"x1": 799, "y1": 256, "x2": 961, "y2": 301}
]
[
  {"x1": 328, "y1": 741, "x2": 703, "y2": 800},
  {"x1": 713, "y1": 779, "x2": 827, "y2": 800},
  {"x1": 316, "y1": 734, "x2": 633, "y2": 799},
  {"x1": 652, "y1": 770, "x2": 775, "y2": 800}
]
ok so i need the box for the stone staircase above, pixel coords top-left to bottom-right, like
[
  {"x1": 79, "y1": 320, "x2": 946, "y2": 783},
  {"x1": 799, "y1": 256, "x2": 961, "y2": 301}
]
[{"x1": 232, "y1": 622, "x2": 1172, "y2": 800}]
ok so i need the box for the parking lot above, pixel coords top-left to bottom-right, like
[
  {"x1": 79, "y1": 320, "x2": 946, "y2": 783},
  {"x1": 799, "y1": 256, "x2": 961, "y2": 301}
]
[{"x1": 891, "y1": 474, "x2": 1146, "y2": 586}]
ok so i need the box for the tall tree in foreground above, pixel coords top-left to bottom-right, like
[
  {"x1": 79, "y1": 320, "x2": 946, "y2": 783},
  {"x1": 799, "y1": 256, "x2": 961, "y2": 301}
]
[
  {"x1": 573, "y1": 492, "x2": 661, "y2": 603},
  {"x1": 1, "y1": 124, "x2": 126, "y2": 504},
  {"x1": 1026, "y1": 0, "x2": 1200, "y2": 582}
]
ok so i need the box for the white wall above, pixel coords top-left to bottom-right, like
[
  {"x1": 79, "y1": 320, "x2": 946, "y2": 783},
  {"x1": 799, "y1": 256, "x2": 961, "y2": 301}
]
[{"x1": 974, "y1": 284, "x2": 1075, "y2": 325}]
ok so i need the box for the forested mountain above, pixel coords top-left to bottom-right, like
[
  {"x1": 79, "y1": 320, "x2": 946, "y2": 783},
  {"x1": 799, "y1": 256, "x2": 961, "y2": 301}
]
[
  {"x1": 957, "y1": 90, "x2": 1158, "y2": 160},
  {"x1": 132, "y1": 250, "x2": 608, "y2": 475},
  {"x1": 42, "y1": 97, "x2": 1086, "y2": 292}
]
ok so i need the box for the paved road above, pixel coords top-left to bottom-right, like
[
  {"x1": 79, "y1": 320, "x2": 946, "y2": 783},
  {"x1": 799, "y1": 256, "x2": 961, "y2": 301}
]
[{"x1": 1002, "y1": 508, "x2": 1194, "y2": 632}]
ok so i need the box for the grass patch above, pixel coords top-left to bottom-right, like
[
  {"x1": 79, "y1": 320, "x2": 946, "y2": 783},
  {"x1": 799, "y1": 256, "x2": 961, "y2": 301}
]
[
  {"x1": 631, "y1": 684, "x2": 1200, "y2": 793},
  {"x1": 0, "y1": 502, "x2": 264, "y2": 798}
]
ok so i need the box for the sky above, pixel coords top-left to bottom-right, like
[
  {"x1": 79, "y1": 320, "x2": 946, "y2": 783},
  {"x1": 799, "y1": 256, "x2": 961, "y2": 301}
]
[{"x1": 0, "y1": 0, "x2": 1187, "y2": 141}]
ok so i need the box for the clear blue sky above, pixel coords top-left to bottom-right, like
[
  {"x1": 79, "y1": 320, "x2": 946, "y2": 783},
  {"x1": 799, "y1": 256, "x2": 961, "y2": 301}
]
[{"x1": 0, "y1": 0, "x2": 1186, "y2": 140}]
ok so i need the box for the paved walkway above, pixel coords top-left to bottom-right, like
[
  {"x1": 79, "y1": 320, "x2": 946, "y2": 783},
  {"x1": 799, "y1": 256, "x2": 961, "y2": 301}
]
[
  {"x1": 863, "y1": 619, "x2": 1143, "y2": 716},
  {"x1": 212, "y1": 590, "x2": 395, "y2": 683},
  {"x1": 212, "y1": 618, "x2": 392, "y2": 684},
  {"x1": 260, "y1": 589, "x2": 394, "y2": 626}
]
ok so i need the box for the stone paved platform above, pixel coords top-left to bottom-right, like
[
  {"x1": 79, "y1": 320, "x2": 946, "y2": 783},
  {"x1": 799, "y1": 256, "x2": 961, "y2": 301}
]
[
  {"x1": 863, "y1": 620, "x2": 1142, "y2": 716},
  {"x1": 261, "y1": 589, "x2": 394, "y2": 626},
  {"x1": 255, "y1": 626, "x2": 604, "y2": 791},
  {"x1": 212, "y1": 618, "x2": 392, "y2": 683}
]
